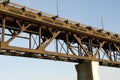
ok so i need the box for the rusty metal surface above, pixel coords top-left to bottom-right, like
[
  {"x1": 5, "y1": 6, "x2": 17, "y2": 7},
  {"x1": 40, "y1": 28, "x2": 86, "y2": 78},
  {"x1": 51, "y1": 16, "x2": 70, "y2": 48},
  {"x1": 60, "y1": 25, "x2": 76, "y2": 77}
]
[{"x1": 0, "y1": 1, "x2": 120, "y2": 67}]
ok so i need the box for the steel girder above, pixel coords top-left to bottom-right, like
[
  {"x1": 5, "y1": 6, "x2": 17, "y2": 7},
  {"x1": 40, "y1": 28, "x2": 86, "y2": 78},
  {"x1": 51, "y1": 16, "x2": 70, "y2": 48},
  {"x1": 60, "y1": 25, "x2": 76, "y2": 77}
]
[{"x1": 0, "y1": 2, "x2": 120, "y2": 67}]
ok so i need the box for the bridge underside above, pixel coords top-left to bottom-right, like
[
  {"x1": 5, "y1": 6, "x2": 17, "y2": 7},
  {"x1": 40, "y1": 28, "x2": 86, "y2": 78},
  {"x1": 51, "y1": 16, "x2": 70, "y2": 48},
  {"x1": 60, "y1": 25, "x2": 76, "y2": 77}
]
[{"x1": 0, "y1": 1, "x2": 120, "y2": 68}]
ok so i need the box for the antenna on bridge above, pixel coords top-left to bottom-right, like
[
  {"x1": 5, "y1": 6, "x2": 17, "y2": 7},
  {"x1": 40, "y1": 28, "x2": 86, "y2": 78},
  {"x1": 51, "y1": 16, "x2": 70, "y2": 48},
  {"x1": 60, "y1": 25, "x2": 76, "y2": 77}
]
[
  {"x1": 101, "y1": 17, "x2": 104, "y2": 30},
  {"x1": 56, "y1": 0, "x2": 59, "y2": 17}
]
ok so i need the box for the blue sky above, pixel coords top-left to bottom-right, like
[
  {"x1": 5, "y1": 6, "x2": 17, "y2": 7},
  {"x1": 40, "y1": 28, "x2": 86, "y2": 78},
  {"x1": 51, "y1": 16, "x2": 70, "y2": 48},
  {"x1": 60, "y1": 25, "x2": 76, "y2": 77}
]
[{"x1": 0, "y1": 0, "x2": 120, "y2": 80}]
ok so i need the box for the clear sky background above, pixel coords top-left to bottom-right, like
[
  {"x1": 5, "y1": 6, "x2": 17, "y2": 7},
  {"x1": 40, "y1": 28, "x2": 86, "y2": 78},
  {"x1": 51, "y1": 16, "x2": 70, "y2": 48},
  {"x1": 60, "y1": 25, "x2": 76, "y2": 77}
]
[{"x1": 0, "y1": 0, "x2": 120, "y2": 80}]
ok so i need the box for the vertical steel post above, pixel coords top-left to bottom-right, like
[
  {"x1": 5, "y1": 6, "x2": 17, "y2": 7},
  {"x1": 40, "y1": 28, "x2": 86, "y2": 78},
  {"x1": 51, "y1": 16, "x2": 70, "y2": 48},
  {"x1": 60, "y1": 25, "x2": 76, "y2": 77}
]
[
  {"x1": 66, "y1": 32, "x2": 69, "y2": 54},
  {"x1": 29, "y1": 33, "x2": 32, "y2": 49},
  {"x1": 89, "y1": 38, "x2": 93, "y2": 56},
  {"x1": 2, "y1": 17, "x2": 5, "y2": 42},
  {"x1": 56, "y1": 39, "x2": 58, "y2": 53},
  {"x1": 39, "y1": 26, "x2": 41, "y2": 46},
  {"x1": 78, "y1": 44, "x2": 81, "y2": 56},
  {"x1": 98, "y1": 52, "x2": 100, "y2": 59}
]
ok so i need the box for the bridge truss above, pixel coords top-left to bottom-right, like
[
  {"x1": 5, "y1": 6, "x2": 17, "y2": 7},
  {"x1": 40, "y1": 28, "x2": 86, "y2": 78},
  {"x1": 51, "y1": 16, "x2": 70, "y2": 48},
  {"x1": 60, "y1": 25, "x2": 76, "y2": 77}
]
[{"x1": 0, "y1": 1, "x2": 120, "y2": 67}]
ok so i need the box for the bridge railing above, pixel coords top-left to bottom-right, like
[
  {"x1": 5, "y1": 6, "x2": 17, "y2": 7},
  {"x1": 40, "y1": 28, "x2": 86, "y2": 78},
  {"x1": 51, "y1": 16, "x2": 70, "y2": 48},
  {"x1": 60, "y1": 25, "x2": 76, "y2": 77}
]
[{"x1": 0, "y1": 1, "x2": 119, "y2": 38}]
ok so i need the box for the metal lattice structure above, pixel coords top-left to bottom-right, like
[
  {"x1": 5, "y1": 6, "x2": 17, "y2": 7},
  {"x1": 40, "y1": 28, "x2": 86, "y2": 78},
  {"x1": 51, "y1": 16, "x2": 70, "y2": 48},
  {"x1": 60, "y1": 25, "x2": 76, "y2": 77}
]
[{"x1": 0, "y1": 1, "x2": 120, "y2": 67}]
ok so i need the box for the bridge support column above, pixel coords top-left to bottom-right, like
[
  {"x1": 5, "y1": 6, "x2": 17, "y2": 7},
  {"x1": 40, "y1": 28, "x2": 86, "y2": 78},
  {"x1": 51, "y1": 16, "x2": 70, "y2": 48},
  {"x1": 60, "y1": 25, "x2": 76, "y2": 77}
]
[{"x1": 75, "y1": 61, "x2": 99, "y2": 80}]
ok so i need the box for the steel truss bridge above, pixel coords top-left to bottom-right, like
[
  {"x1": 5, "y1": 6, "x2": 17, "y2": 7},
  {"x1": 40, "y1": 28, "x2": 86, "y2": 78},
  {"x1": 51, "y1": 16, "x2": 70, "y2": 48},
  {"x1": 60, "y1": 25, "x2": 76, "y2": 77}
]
[{"x1": 0, "y1": 1, "x2": 120, "y2": 68}]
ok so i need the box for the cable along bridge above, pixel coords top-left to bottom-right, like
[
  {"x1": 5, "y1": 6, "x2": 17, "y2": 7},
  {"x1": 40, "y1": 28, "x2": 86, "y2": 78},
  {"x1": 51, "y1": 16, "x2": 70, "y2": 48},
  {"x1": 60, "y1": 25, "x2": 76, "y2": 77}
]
[{"x1": 0, "y1": 1, "x2": 120, "y2": 68}]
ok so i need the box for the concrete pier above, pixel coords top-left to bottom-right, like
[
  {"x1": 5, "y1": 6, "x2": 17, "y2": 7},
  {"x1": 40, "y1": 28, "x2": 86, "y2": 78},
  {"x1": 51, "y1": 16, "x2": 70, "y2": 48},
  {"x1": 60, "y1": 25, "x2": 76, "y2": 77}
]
[{"x1": 75, "y1": 61, "x2": 99, "y2": 80}]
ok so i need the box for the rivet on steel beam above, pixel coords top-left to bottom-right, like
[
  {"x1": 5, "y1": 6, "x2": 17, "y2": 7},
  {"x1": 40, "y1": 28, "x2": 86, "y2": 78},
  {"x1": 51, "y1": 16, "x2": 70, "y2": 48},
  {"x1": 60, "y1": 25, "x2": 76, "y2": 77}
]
[
  {"x1": 75, "y1": 23, "x2": 80, "y2": 27},
  {"x1": 37, "y1": 12, "x2": 42, "y2": 16},
  {"x1": 2, "y1": 0, "x2": 9, "y2": 6},
  {"x1": 106, "y1": 32, "x2": 110, "y2": 35},
  {"x1": 86, "y1": 26, "x2": 92, "y2": 30},
  {"x1": 64, "y1": 19, "x2": 68, "y2": 24},
  {"x1": 52, "y1": 15, "x2": 58, "y2": 20},
  {"x1": 97, "y1": 29, "x2": 103, "y2": 33},
  {"x1": 114, "y1": 34, "x2": 118, "y2": 37},
  {"x1": 21, "y1": 6, "x2": 25, "y2": 12}
]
